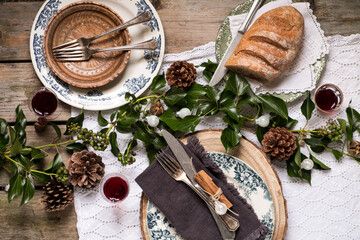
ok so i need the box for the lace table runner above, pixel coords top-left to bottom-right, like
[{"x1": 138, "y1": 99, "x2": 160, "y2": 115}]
[{"x1": 73, "y1": 34, "x2": 360, "y2": 240}]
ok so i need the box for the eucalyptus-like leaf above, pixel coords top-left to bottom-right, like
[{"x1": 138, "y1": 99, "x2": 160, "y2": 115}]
[
  {"x1": 45, "y1": 153, "x2": 63, "y2": 173},
  {"x1": 9, "y1": 126, "x2": 16, "y2": 144},
  {"x1": 18, "y1": 155, "x2": 31, "y2": 169},
  {"x1": 49, "y1": 122, "x2": 61, "y2": 139},
  {"x1": 220, "y1": 127, "x2": 241, "y2": 152},
  {"x1": 109, "y1": 132, "x2": 120, "y2": 156},
  {"x1": 310, "y1": 154, "x2": 331, "y2": 170},
  {"x1": 337, "y1": 118, "x2": 351, "y2": 142},
  {"x1": 97, "y1": 111, "x2": 109, "y2": 127},
  {"x1": 0, "y1": 118, "x2": 7, "y2": 134},
  {"x1": 151, "y1": 74, "x2": 166, "y2": 91},
  {"x1": 66, "y1": 142, "x2": 87, "y2": 152},
  {"x1": 30, "y1": 171, "x2": 50, "y2": 183},
  {"x1": 30, "y1": 148, "x2": 47, "y2": 161},
  {"x1": 257, "y1": 94, "x2": 288, "y2": 120},
  {"x1": 332, "y1": 149, "x2": 343, "y2": 160},
  {"x1": 164, "y1": 87, "x2": 187, "y2": 106},
  {"x1": 14, "y1": 123, "x2": 26, "y2": 145},
  {"x1": 8, "y1": 174, "x2": 24, "y2": 203},
  {"x1": 10, "y1": 138, "x2": 22, "y2": 157},
  {"x1": 294, "y1": 144, "x2": 301, "y2": 167},
  {"x1": 64, "y1": 109, "x2": 84, "y2": 135},
  {"x1": 256, "y1": 126, "x2": 267, "y2": 143},
  {"x1": 110, "y1": 110, "x2": 119, "y2": 122},
  {"x1": 346, "y1": 106, "x2": 360, "y2": 134},
  {"x1": 300, "y1": 91, "x2": 315, "y2": 120},
  {"x1": 0, "y1": 132, "x2": 9, "y2": 147},
  {"x1": 187, "y1": 84, "x2": 207, "y2": 98},
  {"x1": 225, "y1": 72, "x2": 250, "y2": 96},
  {"x1": 286, "y1": 159, "x2": 301, "y2": 178},
  {"x1": 20, "y1": 177, "x2": 35, "y2": 206},
  {"x1": 15, "y1": 105, "x2": 27, "y2": 129},
  {"x1": 304, "y1": 137, "x2": 326, "y2": 153}
]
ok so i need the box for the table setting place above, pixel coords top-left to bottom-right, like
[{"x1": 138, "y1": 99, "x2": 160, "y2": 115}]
[{"x1": 1, "y1": 0, "x2": 360, "y2": 240}]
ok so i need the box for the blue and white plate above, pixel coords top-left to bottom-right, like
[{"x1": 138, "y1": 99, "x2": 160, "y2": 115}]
[
  {"x1": 146, "y1": 152, "x2": 275, "y2": 240},
  {"x1": 30, "y1": 0, "x2": 165, "y2": 110}
]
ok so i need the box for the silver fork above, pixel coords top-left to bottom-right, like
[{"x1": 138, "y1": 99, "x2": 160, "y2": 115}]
[
  {"x1": 52, "y1": 11, "x2": 152, "y2": 50},
  {"x1": 157, "y1": 151, "x2": 240, "y2": 232},
  {"x1": 53, "y1": 39, "x2": 158, "y2": 62}
]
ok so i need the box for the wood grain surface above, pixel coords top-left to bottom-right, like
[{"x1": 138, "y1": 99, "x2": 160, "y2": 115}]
[{"x1": 0, "y1": 0, "x2": 359, "y2": 239}]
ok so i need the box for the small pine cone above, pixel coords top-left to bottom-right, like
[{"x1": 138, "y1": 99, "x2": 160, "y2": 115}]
[
  {"x1": 34, "y1": 117, "x2": 48, "y2": 132},
  {"x1": 42, "y1": 179, "x2": 74, "y2": 212},
  {"x1": 166, "y1": 61, "x2": 196, "y2": 90},
  {"x1": 348, "y1": 140, "x2": 360, "y2": 157},
  {"x1": 149, "y1": 101, "x2": 164, "y2": 116},
  {"x1": 67, "y1": 150, "x2": 105, "y2": 188},
  {"x1": 262, "y1": 127, "x2": 297, "y2": 161}
]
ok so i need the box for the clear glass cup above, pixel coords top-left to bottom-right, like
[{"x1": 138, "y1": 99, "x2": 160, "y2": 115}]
[
  {"x1": 100, "y1": 172, "x2": 130, "y2": 203},
  {"x1": 314, "y1": 83, "x2": 343, "y2": 114},
  {"x1": 28, "y1": 87, "x2": 61, "y2": 120}
]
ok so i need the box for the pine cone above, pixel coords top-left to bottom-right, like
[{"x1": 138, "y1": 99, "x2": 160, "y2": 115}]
[
  {"x1": 166, "y1": 61, "x2": 196, "y2": 90},
  {"x1": 262, "y1": 127, "x2": 297, "y2": 161},
  {"x1": 42, "y1": 179, "x2": 73, "y2": 212},
  {"x1": 67, "y1": 150, "x2": 105, "y2": 188},
  {"x1": 348, "y1": 140, "x2": 360, "y2": 157},
  {"x1": 150, "y1": 101, "x2": 164, "y2": 116}
]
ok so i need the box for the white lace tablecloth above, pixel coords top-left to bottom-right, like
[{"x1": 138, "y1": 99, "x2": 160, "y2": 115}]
[{"x1": 72, "y1": 34, "x2": 360, "y2": 240}]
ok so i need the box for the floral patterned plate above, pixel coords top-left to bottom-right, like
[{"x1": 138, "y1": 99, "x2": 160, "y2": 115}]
[
  {"x1": 30, "y1": 0, "x2": 165, "y2": 110},
  {"x1": 145, "y1": 152, "x2": 274, "y2": 240},
  {"x1": 215, "y1": 0, "x2": 326, "y2": 102}
]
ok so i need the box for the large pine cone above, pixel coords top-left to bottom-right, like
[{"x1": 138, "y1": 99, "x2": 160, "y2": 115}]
[
  {"x1": 42, "y1": 179, "x2": 73, "y2": 212},
  {"x1": 262, "y1": 127, "x2": 297, "y2": 161},
  {"x1": 67, "y1": 150, "x2": 105, "y2": 188},
  {"x1": 166, "y1": 61, "x2": 196, "y2": 90}
]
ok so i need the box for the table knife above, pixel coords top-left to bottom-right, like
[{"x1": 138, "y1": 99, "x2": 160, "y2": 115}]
[
  {"x1": 161, "y1": 130, "x2": 239, "y2": 240},
  {"x1": 208, "y1": 0, "x2": 265, "y2": 87}
]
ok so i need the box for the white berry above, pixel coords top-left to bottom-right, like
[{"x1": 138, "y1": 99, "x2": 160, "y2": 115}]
[
  {"x1": 255, "y1": 115, "x2": 270, "y2": 128},
  {"x1": 176, "y1": 108, "x2": 191, "y2": 119},
  {"x1": 301, "y1": 158, "x2": 314, "y2": 170},
  {"x1": 4, "y1": 184, "x2": 10, "y2": 192},
  {"x1": 146, "y1": 115, "x2": 159, "y2": 128},
  {"x1": 214, "y1": 201, "x2": 227, "y2": 215}
]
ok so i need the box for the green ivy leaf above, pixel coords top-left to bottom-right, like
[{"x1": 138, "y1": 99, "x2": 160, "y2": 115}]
[
  {"x1": 97, "y1": 111, "x2": 109, "y2": 127},
  {"x1": 20, "y1": 177, "x2": 35, "y2": 206},
  {"x1": 145, "y1": 144, "x2": 159, "y2": 164},
  {"x1": 222, "y1": 106, "x2": 240, "y2": 122},
  {"x1": 196, "y1": 102, "x2": 216, "y2": 116},
  {"x1": 45, "y1": 153, "x2": 63, "y2": 173},
  {"x1": 221, "y1": 127, "x2": 241, "y2": 152},
  {"x1": 30, "y1": 171, "x2": 50, "y2": 183},
  {"x1": 286, "y1": 159, "x2": 301, "y2": 178},
  {"x1": 66, "y1": 142, "x2": 87, "y2": 152},
  {"x1": 310, "y1": 154, "x2": 331, "y2": 170},
  {"x1": 177, "y1": 116, "x2": 201, "y2": 132},
  {"x1": 119, "y1": 109, "x2": 140, "y2": 126},
  {"x1": 256, "y1": 126, "x2": 267, "y2": 143},
  {"x1": 332, "y1": 149, "x2": 343, "y2": 160},
  {"x1": 110, "y1": 110, "x2": 119, "y2": 122},
  {"x1": 64, "y1": 109, "x2": 84, "y2": 135},
  {"x1": 164, "y1": 87, "x2": 187, "y2": 106},
  {"x1": 8, "y1": 174, "x2": 24, "y2": 203},
  {"x1": 205, "y1": 85, "x2": 221, "y2": 103},
  {"x1": 225, "y1": 73, "x2": 250, "y2": 96},
  {"x1": 257, "y1": 94, "x2": 288, "y2": 120},
  {"x1": 133, "y1": 123, "x2": 152, "y2": 144},
  {"x1": 199, "y1": 60, "x2": 218, "y2": 82},
  {"x1": 109, "y1": 132, "x2": 120, "y2": 156},
  {"x1": 219, "y1": 90, "x2": 236, "y2": 107},
  {"x1": 187, "y1": 84, "x2": 207, "y2": 98},
  {"x1": 10, "y1": 138, "x2": 22, "y2": 157},
  {"x1": 49, "y1": 122, "x2": 61, "y2": 139},
  {"x1": 300, "y1": 91, "x2": 315, "y2": 120},
  {"x1": 151, "y1": 74, "x2": 166, "y2": 91}
]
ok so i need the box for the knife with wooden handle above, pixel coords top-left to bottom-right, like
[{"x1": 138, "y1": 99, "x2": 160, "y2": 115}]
[
  {"x1": 161, "y1": 130, "x2": 239, "y2": 239},
  {"x1": 209, "y1": 0, "x2": 265, "y2": 87}
]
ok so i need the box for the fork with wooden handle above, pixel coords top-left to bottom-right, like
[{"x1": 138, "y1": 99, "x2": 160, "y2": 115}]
[
  {"x1": 52, "y1": 11, "x2": 152, "y2": 50},
  {"x1": 53, "y1": 39, "x2": 158, "y2": 62}
]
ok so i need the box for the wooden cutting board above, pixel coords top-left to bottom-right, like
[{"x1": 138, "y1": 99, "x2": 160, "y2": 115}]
[{"x1": 140, "y1": 129, "x2": 287, "y2": 240}]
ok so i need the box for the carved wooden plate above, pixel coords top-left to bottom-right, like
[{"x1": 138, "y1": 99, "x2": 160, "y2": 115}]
[{"x1": 43, "y1": 1, "x2": 131, "y2": 88}]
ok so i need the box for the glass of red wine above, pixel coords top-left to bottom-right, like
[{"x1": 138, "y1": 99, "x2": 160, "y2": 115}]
[
  {"x1": 314, "y1": 83, "x2": 343, "y2": 113},
  {"x1": 28, "y1": 87, "x2": 60, "y2": 119},
  {"x1": 100, "y1": 173, "x2": 129, "y2": 203}
]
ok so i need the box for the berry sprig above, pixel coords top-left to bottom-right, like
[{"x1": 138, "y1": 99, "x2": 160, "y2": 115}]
[
  {"x1": 77, "y1": 128, "x2": 110, "y2": 151},
  {"x1": 316, "y1": 119, "x2": 343, "y2": 141}
]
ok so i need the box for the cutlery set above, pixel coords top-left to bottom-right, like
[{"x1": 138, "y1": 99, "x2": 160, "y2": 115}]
[{"x1": 52, "y1": 11, "x2": 158, "y2": 61}]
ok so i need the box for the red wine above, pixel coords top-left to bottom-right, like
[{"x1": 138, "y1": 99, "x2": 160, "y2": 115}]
[
  {"x1": 31, "y1": 89, "x2": 58, "y2": 116},
  {"x1": 315, "y1": 84, "x2": 342, "y2": 112},
  {"x1": 103, "y1": 176, "x2": 129, "y2": 202}
]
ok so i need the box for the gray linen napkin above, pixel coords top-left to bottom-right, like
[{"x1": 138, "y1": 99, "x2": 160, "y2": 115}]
[{"x1": 136, "y1": 136, "x2": 269, "y2": 240}]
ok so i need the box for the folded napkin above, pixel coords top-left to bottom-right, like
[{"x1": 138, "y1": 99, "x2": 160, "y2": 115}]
[
  {"x1": 136, "y1": 136, "x2": 268, "y2": 240},
  {"x1": 228, "y1": 0, "x2": 329, "y2": 95}
]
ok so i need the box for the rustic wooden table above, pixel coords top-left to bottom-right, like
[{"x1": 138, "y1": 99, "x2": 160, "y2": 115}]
[{"x1": 0, "y1": 0, "x2": 359, "y2": 239}]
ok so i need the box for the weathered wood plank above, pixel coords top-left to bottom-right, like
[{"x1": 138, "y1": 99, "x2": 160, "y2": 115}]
[
  {"x1": 0, "y1": 124, "x2": 72, "y2": 186},
  {"x1": 0, "y1": 0, "x2": 359, "y2": 61},
  {"x1": 0, "y1": 62, "x2": 71, "y2": 122},
  {"x1": 0, "y1": 190, "x2": 78, "y2": 240}
]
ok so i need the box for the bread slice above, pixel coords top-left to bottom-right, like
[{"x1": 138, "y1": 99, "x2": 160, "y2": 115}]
[{"x1": 225, "y1": 6, "x2": 304, "y2": 83}]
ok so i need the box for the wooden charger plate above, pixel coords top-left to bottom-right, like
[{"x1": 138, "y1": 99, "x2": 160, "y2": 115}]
[
  {"x1": 140, "y1": 129, "x2": 287, "y2": 240},
  {"x1": 43, "y1": 1, "x2": 131, "y2": 88}
]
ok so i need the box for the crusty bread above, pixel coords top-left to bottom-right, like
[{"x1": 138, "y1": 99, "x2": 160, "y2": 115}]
[{"x1": 225, "y1": 6, "x2": 304, "y2": 83}]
